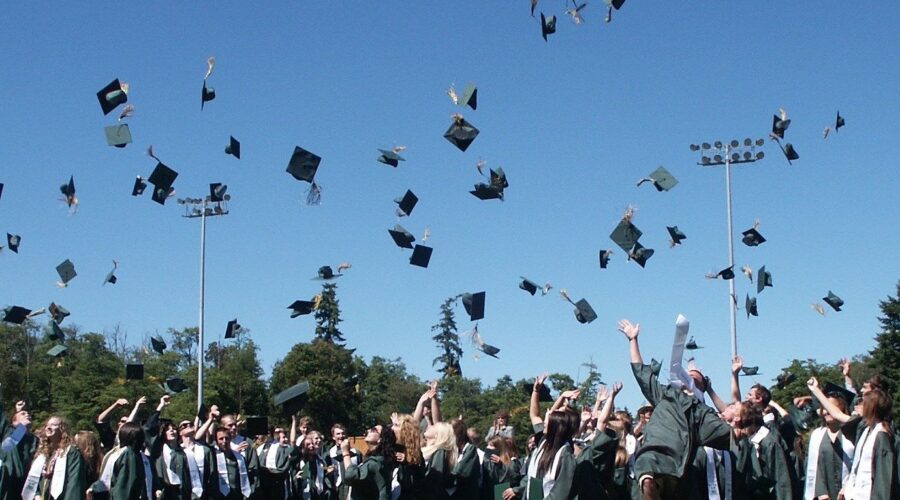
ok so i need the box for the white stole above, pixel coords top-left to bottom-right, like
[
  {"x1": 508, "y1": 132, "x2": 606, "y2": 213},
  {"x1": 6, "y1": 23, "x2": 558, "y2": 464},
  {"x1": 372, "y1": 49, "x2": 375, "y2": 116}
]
[
  {"x1": 216, "y1": 448, "x2": 251, "y2": 498},
  {"x1": 804, "y1": 426, "x2": 854, "y2": 500},
  {"x1": 845, "y1": 424, "x2": 885, "y2": 500},
  {"x1": 22, "y1": 452, "x2": 46, "y2": 500},
  {"x1": 264, "y1": 443, "x2": 280, "y2": 470},
  {"x1": 526, "y1": 442, "x2": 570, "y2": 498},
  {"x1": 705, "y1": 447, "x2": 732, "y2": 500},
  {"x1": 183, "y1": 443, "x2": 205, "y2": 497},
  {"x1": 99, "y1": 447, "x2": 124, "y2": 489},
  {"x1": 750, "y1": 426, "x2": 770, "y2": 457},
  {"x1": 162, "y1": 443, "x2": 183, "y2": 485},
  {"x1": 391, "y1": 466, "x2": 401, "y2": 500},
  {"x1": 330, "y1": 445, "x2": 358, "y2": 487},
  {"x1": 299, "y1": 456, "x2": 325, "y2": 498}
]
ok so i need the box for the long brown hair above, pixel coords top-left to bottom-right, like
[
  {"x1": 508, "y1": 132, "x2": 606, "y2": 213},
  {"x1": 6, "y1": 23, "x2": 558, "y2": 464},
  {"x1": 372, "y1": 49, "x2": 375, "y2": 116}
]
[
  {"x1": 38, "y1": 416, "x2": 73, "y2": 457},
  {"x1": 395, "y1": 414, "x2": 424, "y2": 466},
  {"x1": 862, "y1": 388, "x2": 893, "y2": 428},
  {"x1": 75, "y1": 431, "x2": 102, "y2": 478},
  {"x1": 488, "y1": 436, "x2": 510, "y2": 465},
  {"x1": 537, "y1": 407, "x2": 579, "y2": 476}
]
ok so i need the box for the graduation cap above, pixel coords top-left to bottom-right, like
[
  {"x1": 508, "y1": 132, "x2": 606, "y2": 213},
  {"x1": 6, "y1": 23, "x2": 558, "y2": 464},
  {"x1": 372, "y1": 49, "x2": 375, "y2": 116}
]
[
  {"x1": 470, "y1": 183, "x2": 504, "y2": 201},
  {"x1": 315, "y1": 266, "x2": 341, "y2": 280},
  {"x1": 745, "y1": 295, "x2": 758, "y2": 318},
  {"x1": 459, "y1": 84, "x2": 477, "y2": 110},
  {"x1": 0, "y1": 183, "x2": 3, "y2": 201},
  {"x1": 609, "y1": 219, "x2": 642, "y2": 253},
  {"x1": 160, "y1": 377, "x2": 189, "y2": 394},
  {"x1": 524, "y1": 381, "x2": 553, "y2": 402},
  {"x1": 209, "y1": 183, "x2": 228, "y2": 203},
  {"x1": 685, "y1": 337, "x2": 702, "y2": 350},
  {"x1": 823, "y1": 381, "x2": 856, "y2": 407},
  {"x1": 756, "y1": 266, "x2": 773, "y2": 294},
  {"x1": 710, "y1": 266, "x2": 735, "y2": 280},
  {"x1": 667, "y1": 226, "x2": 686, "y2": 246},
  {"x1": 60, "y1": 176, "x2": 76, "y2": 207},
  {"x1": 629, "y1": 242, "x2": 654, "y2": 268},
  {"x1": 478, "y1": 343, "x2": 500, "y2": 358},
  {"x1": 245, "y1": 416, "x2": 269, "y2": 437},
  {"x1": 740, "y1": 366, "x2": 759, "y2": 376},
  {"x1": 274, "y1": 381, "x2": 310, "y2": 415},
  {"x1": 409, "y1": 244, "x2": 433, "y2": 268},
  {"x1": 637, "y1": 166, "x2": 678, "y2": 192},
  {"x1": 104, "y1": 124, "x2": 132, "y2": 148},
  {"x1": 771, "y1": 113, "x2": 791, "y2": 139},
  {"x1": 49, "y1": 320, "x2": 65, "y2": 341},
  {"x1": 461, "y1": 292, "x2": 486, "y2": 321},
  {"x1": 132, "y1": 176, "x2": 147, "y2": 197},
  {"x1": 201, "y1": 81, "x2": 215, "y2": 110},
  {"x1": 225, "y1": 136, "x2": 240, "y2": 159},
  {"x1": 519, "y1": 277, "x2": 539, "y2": 296},
  {"x1": 97, "y1": 79, "x2": 128, "y2": 115},
  {"x1": 573, "y1": 298, "x2": 597, "y2": 324},
  {"x1": 148, "y1": 163, "x2": 178, "y2": 205},
  {"x1": 197, "y1": 403, "x2": 210, "y2": 423},
  {"x1": 6, "y1": 233, "x2": 20, "y2": 253},
  {"x1": 286, "y1": 146, "x2": 321, "y2": 183},
  {"x1": 48, "y1": 302, "x2": 70, "y2": 324},
  {"x1": 599, "y1": 249, "x2": 612, "y2": 269},
  {"x1": 777, "y1": 142, "x2": 799, "y2": 164},
  {"x1": 540, "y1": 13, "x2": 557, "y2": 41},
  {"x1": 103, "y1": 261, "x2": 118, "y2": 285},
  {"x1": 56, "y1": 259, "x2": 77, "y2": 286},
  {"x1": 288, "y1": 300, "x2": 316, "y2": 318},
  {"x1": 835, "y1": 111, "x2": 845, "y2": 131},
  {"x1": 489, "y1": 168, "x2": 509, "y2": 191},
  {"x1": 47, "y1": 345, "x2": 68, "y2": 358},
  {"x1": 225, "y1": 319, "x2": 241, "y2": 339},
  {"x1": 741, "y1": 227, "x2": 766, "y2": 247},
  {"x1": 126, "y1": 363, "x2": 144, "y2": 381},
  {"x1": 3, "y1": 306, "x2": 31, "y2": 325},
  {"x1": 444, "y1": 115, "x2": 479, "y2": 152},
  {"x1": 377, "y1": 149, "x2": 405, "y2": 167},
  {"x1": 395, "y1": 190, "x2": 418, "y2": 217},
  {"x1": 150, "y1": 334, "x2": 167, "y2": 354},
  {"x1": 789, "y1": 404, "x2": 817, "y2": 432},
  {"x1": 388, "y1": 225, "x2": 415, "y2": 249},
  {"x1": 823, "y1": 291, "x2": 843, "y2": 312},
  {"x1": 775, "y1": 371, "x2": 796, "y2": 389}
]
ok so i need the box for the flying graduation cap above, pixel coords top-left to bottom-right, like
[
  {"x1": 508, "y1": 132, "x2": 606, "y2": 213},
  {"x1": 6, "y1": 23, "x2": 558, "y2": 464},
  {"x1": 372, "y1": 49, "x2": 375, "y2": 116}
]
[
  {"x1": 458, "y1": 84, "x2": 477, "y2": 110},
  {"x1": 388, "y1": 224, "x2": 416, "y2": 249},
  {"x1": 286, "y1": 146, "x2": 321, "y2": 183},
  {"x1": 314, "y1": 266, "x2": 342, "y2": 280},
  {"x1": 104, "y1": 124, "x2": 132, "y2": 148},
  {"x1": 637, "y1": 166, "x2": 678, "y2": 192},
  {"x1": 519, "y1": 277, "x2": 539, "y2": 295},
  {"x1": 150, "y1": 334, "x2": 167, "y2": 354},
  {"x1": 461, "y1": 292, "x2": 486, "y2": 321},
  {"x1": 540, "y1": 13, "x2": 557, "y2": 41},
  {"x1": 771, "y1": 112, "x2": 791, "y2": 139},
  {"x1": 409, "y1": 244, "x2": 433, "y2": 268},
  {"x1": 667, "y1": 226, "x2": 686, "y2": 247},
  {"x1": 779, "y1": 142, "x2": 799, "y2": 164},
  {"x1": 823, "y1": 291, "x2": 844, "y2": 311},
  {"x1": 741, "y1": 226, "x2": 766, "y2": 247},
  {"x1": 56, "y1": 259, "x2": 77, "y2": 287},
  {"x1": 209, "y1": 183, "x2": 228, "y2": 203},
  {"x1": 47, "y1": 345, "x2": 68, "y2": 359},
  {"x1": 377, "y1": 148, "x2": 406, "y2": 167},
  {"x1": 48, "y1": 302, "x2": 70, "y2": 324},
  {"x1": 604, "y1": 0, "x2": 625, "y2": 22},
  {"x1": 49, "y1": 320, "x2": 65, "y2": 341},
  {"x1": 147, "y1": 152, "x2": 178, "y2": 205},
  {"x1": 599, "y1": 249, "x2": 613, "y2": 269},
  {"x1": 132, "y1": 176, "x2": 147, "y2": 197},
  {"x1": 444, "y1": 114, "x2": 479, "y2": 152},
  {"x1": 225, "y1": 319, "x2": 241, "y2": 339},
  {"x1": 610, "y1": 219, "x2": 642, "y2": 254},
  {"x1": 225, "y1": 136, "x2": 240, "y2": 159},
  {"x1": 96, "y1": 79, "x2": 128, "y2": 115},
  {"x1": 708, "y1": 266, "x2": 735, "y2": 280},
  {"x1": 685, "y1": 337, "x2": 702, "y2": 350},
  {"x1": 3, "y1": 306, "x2": 32, "y2": 325},
  {"x1": 288, "y1": 299, "x2": 317, "y2": 318},
  {"x1": 756, "y1": 266, "x2": 773, "y2": 294},
  {"x1": 745, "y1": 295, "x2": 758, "y2": 318},
  {"x1": 274, "y1": 381, "x2": 310, "y2": 415},
  {"x1": 740, "y1": 366, "x2": 760, "y2": 376},
  {"x1": 60, "y1": 176, "x2": 77, "y2": 209},
  {"x1": 161, "y1": 377, "x2": 189, "y2": 395},
  {"x1": 395, "y1": 190, "x2": 418, "y2": 217},
  {"x1": 560, "y1": 290, "x2": 597, "y2": 324},
  {"x1": 6, "y1": 233, "x2": 21, "y2": 253},
  {"x1": 126, "y1": 363, "x2": 144, "y2": 381},
  {"x1": 835, "y1": 111, "x2": 845, "y2": 131},
  {"x1": 629, "y1": 242, "x2": 654, "y2": 268},
  {"x1": 201, "y1": 57, "x2": 216, "y2": 110}
]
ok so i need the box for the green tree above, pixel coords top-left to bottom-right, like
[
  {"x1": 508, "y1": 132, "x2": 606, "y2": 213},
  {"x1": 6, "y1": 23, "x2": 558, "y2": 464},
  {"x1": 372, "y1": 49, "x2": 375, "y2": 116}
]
[
  {"x1": 431, "y1": 297, "x2": 463, "y2": 378},
  {"x1": 439, "y1": 376, "x2": 483, "y2": 420},
  {"x1": 866, "y1": 281, "x2": 900, "y2": 425},
  {"x1": 315, "y1": 283, "x2": 345, "y2": 344},
  {"x1": 203, "y1": 328, "x2": 269, "y2": 417},
  {"x1": 357, "y1": 357, "x2": 423, "y2": 426},
  {"x1": 769, "y1": 359, "x2": 843, "y2": 408},
  {"x1": 575, "y1": 359, "x2": 603, "y2": 408}
]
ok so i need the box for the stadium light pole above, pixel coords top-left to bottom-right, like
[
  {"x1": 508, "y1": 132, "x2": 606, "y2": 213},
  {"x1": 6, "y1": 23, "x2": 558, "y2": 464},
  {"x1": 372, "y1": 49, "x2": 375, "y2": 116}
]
[
  {"x1": 178, "y1": 192, "x2": 230, "y2": 413},
  {"x1": 689, "y1": 139, "x2": 765, "y2": 359}
]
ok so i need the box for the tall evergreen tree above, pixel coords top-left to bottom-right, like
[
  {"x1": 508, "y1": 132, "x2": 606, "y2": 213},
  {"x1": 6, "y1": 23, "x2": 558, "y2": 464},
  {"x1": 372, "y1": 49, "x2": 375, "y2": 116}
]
[
  {"x1": 867, "y1": 281, "x2": 900, "y2": 424},
  {"x1": 314, "y1": 282, "x2": 345, "y2": 343},
  {"x1": 431, "y1": 297, "x2": 463, "y2": 378}
]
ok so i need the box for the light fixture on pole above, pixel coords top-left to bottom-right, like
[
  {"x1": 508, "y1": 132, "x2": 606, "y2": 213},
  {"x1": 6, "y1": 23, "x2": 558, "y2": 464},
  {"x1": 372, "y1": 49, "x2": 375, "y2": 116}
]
[
  {"x1": 177, "y1": 187, "x2": 231, "y2": 413},
  {"x1": 689, "y1": 139, "x2": 765, "y2": 359}
]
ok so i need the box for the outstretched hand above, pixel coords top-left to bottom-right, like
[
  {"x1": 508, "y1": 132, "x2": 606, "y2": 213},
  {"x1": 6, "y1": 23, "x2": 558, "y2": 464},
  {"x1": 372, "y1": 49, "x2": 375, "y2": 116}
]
[
  {"x1": 611, "y1": 381, "x2": 623, "y2": 396},
  {"x1": 617, "y1": 320, "x2": 639, "y2": 341},
  {"x1": 534, "y1": 373, "x2": 548, "y2": 390},
  {"x1": 838, "y1": 358, "x2": 851, "y2": 377},
  {"x1": 731, "y1": 356, "x2": 743, "y2": 375},
  {"x1": 807, "y1": 377, "x2": 819, "y2": 390},
  {"x1": 560, "y1": 389, "x2": 581, "y2": 401},
  {"x1": 15, "y1": 400, "x2": 26, "y2": 412}
]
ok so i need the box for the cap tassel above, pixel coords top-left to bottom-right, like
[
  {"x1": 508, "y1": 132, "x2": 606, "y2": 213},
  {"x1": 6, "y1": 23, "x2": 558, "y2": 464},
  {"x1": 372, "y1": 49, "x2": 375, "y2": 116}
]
[
  {"x1": 421, "y1": 226, "x2": 431, "y2": 242},
  {"x1": 305, "y1": 182, "x2": 322, "y2": 205},
  {"x1": 823, "y1": 127, "x2": 831, "y2": 140},
  {"x1": 337, "y1": 262, "x2": 352, "y2": 273},
  {"x1": 559, "y1": 288, "x2": 575, "y2": 305},
  {"x1": 204, "y1": 56, "x2": 216, "y2": 81},
  {"x1": 605, "y1": 5, "x2": 612, "y2": 22},
  {"x1": 447, "y1": 84, "x2": 459, "y2": 105},
  {"x1": 541, "y1": 282, "x2": 553, "y2": 295},
  {"x1": 118, "y1": 104, "x2": 135, "y2": 121},
  {"x1": 451, "y1": 112, "x2": 465, "y2": 125},
  {"x1": 312, "y1": 294, "x2": 323, "y2": 310},
  {"x1": 812, "y1": 303, "x2": 826, "y2": 316},
  {"x1": 476, "y1": 157, "x2": 486, "y2": 176},
  {"x1": 621, "y1": 205, "x2": 636, "y2": 223},
  {"x1": 147, "y1": 145, "x2": 161, "y2": 163}
]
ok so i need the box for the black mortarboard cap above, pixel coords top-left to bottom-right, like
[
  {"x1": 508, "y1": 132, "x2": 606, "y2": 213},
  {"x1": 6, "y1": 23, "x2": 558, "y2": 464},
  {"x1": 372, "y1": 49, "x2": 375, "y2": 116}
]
[
  {"x1": 245, "y1": 416, "x2": 269, "y2": 437},
  {"x1": 646, "y1": 166, "x2": 678, "y2": 192},
  {"x1": 460, "y1": 84, "x2": 477, "y2": 110},
  {"x1": 104, "y1": 124, "x2": 132, "y2": 148},
  {"x1": 835, "y1": 111, "x2": 845, "y2": 131},
  {"x1": 198, "y1": 403, "x2": 209, "y2": 423},
  {"x1": 745, "y1": 295, "x2": 758, "y2": 318},
  {"x1": 3, "y1": 306, "x2": 31, "y2": 324},
  {"x1": 225, "y1": 319, "x2": 241, "y2": 339},
  {"x1": 667, "y1": 226, "x2": 687, "y2": 245},
  {"x1": 524, "y1": 381, "x2": 553, "y2": 402},
  {"x1": 630, "y1": 242, "x2": 654, "y2": 268},
  {"x1": 540, "y1": 13, "x2": 557, "y2": 41},
  {"x1": 104, "y1": 266, "x2": 117, "y2": 285},
  {"x1": 470, "y1": 183, "x2": 503, "y2": 201},
  {"x1": 201, "y1": 81, "x2": 215, "y2": 109},
  {"x1": 6, "y1": 233, "x2": 21, "y2": 253},
  {"x1": 60, "y1": 176, "x2": 75, "y2": 200},
  {"x1": 715, "y1": 266, "x2": 735, "y2": 280},
  {"x1": 443, "y1": 116, "x2": 479, "y2": 152},
  {"x1": 132, "y1": 176, "x2": 147, "y2": 197},
  {"x1": 489, "y1": 168, "x2": 509, "y2": 190},
  {"x1": 609, "y1": 220, "x2": 642, "y2": 253},
  {"x1": 150, "y1": 334, "x2": 167, "y2": 354},
  {"x1": 49, "y1": 320, "x2": 64, "y2": 341},
  {"x1": 225, "y1": 136, "x2": 241, "y2": 159},
  {"x1": 823, "y1": 291, "x2": 843, "y2": 311},
  {"x1": 395, "y1": 190, "x2": 418, "y2": 217},
  {"x1": 789, "y1": 404, "x2": 817, "y2": 432},
  {"x1": 823, "y1": 381, "x2": 856, "y2": 406},
  {"x1": 148, "y1": 163, "x2": 178, "y2": 205},
  {"x1": 607, "y1": 0, "x2": 626, "y2": 9},
  {"x1": 56, "y1": 260, "x2": 77, "y2": 286},
  {"x1": 409, "y1": 244, "x2": 433, "y2": 268},
  {"x1": 775, "y1": 371, "x2": 796, "y2": 389},
  {"x1": 0, "y1": 183, "x2": 4, "y2": 201},
  {"x1": 741, "y1": 227, "x2": 766, "y2": 247},
  {"x1": 462, "y1": 292, "x2": 486, "y2": 321},
  {"x1": 377, "y1": 149, "x2": 405, "y2": 167},
  {"x1": 288, "y1": 300, "x2": 316, "y2": 318},
  {"x1": 782, "y1": 143, "x2": 799, "y2": 164},
  {"x1": 161, "y1": 377, "x2": 188, "y2": 394},
  {"x1": 740, "y1": 366, "x2": 759, "y2": 376},
  {"x1": 315, "y1": 266, "x2": 340, "y2": 280},
  {"x1": 47, "y1": 345, "x2": 68, "y2": 358},
  {"x1": 274, "y1": 381, "x2": 310, "y2": 415},
  {"x1": 286, "y1": 146, "x2": 321, "y2": 183},
  {"x1": 478, "y1": 343, "x2": 500, "y2": 358},
  {"x1": 599, "y1": 250, "x2": 612, "y2": 269},
  {"x1": 574, "y1": 298, "x2": 597, "y2": 324},
  {"x1": 756, "y1": 266, "x2": 773, "y2": 294},
  {"x1": 126, "y1": 363, "x2": 144, "y2": 380},
  {"x1": 49, "y1": 302, "x2": 70, "y2": 324},
  {"x1": 209, "y1": 183, "x2": 227, "y2": 203},
  {"x1": 388, "y1": 225, "x2": 415, "y2": 249},
  {"x1": 97, "y1": 79, "x2": 128, "y2": 115},
  {"x1": 771, "y1": 114, "x2": 791, "y2": 139},
  {"x1": 519, "y1": 277, "x2": 538, "y2": 295},
  {"x1": 685, "y1": 337, "x2": 702, "y2": 350}
]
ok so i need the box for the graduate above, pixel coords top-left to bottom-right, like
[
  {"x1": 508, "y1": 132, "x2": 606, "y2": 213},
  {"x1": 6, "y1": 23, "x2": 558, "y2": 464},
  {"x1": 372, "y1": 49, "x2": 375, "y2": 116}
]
[
  {"x1": 256, "y1": 425, "x2": 295, "y2": 499},
  {"x1": 390, "y1": 414, "x2": 425, "y2": 500},
  {"x1": 450, "y1": 418, "x2": 480, "y2": 499},
  {"x1": 178, "y1": 418, "x2": 217, "y2": 499},
  {"x1": 22, "y1": 416, "x2": 87, "y2": 500},
  {"x1": 294, "y1": 431, "x2": 331, "y2": 499},
  {"x1": 800, "y1": 385, "x2": 855, "y2": 500},
  {"x1": 146, "y1": 396, "x2": 196, "y2": 500},
  {"x1": 510, "y1": 400, "x2": 580, "y2": 499},
  {"x1": 735, "y1": 402, "x2": 796, "y2": 500},
  {"x1": 212, "y1": 427, "x2": 253, "y2": 499},
  {"x1": 107, "y1": 422, "x2": 153, "y2": 500},
  {"x1": 220, "y1": 415, "x2": 259, "y2": 492},
  {"x1": 0, "y1": 397, "x2": 37, "y2": 500},
  {"x1": 420, "y1": 422, "x2": 458, "y2": 500},
  {"x1": 571, "y1": 382, "x2": 625, "y2": 500},
  {"x1": 342, "y1": 424, "x2": 398, "y2": 499},
  {"x1": 482, "y1": 436, "x2": 522, "y2": 499}
]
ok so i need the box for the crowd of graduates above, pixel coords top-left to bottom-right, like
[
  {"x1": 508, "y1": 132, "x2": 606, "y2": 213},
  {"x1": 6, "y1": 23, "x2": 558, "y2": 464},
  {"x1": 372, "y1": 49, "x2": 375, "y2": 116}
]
[{"x1": 0, "y1": 317, "x2": 897, "y2": 499}]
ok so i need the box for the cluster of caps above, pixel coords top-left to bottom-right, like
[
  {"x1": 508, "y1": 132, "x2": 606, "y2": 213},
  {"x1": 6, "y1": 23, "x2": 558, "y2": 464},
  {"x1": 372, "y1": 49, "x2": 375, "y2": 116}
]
[
  {"x1": 286, "y1": 264, "x2": 349, "y2": 318},
  {"x1": 456, "y1": 292, "x2": 501, "y2": 359},
  {"x1": 387, "y1": 188, "x2": 433, "y2": 268},
  {"x1": 537, "y1": 0, "x2": 626, "y2": 41}
]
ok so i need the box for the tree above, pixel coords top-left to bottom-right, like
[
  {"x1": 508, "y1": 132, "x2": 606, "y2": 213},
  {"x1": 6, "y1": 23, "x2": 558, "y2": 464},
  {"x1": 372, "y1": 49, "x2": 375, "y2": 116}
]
[
  {"x1": 575, "y1": 358, "x2": 603, "y2": 408},
  {"x1": 315, "y1": 283, "x2": 345, "y2": 344},
  {"x1": 356, "y1": 357, "x2": 423, "y2": 426},
  {"x1": 769, "y1": 359, "x2": 843, "y2": 408},
  {"x1": 439, "y1": 376, "x2": 483, "y2": 420},
  {"x1": 203, "y1": 328, "x2": 269, "y2": 417},
  {"x1": 866, "y1": 281, "x2": 900, "y2": 424},
  {"x1": 431, "y1": 297, "x2": 463, "y2": 378}
]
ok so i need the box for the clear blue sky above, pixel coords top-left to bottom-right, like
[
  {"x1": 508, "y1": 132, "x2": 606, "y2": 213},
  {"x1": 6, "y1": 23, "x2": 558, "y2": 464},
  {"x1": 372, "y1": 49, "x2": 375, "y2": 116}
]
[{"x1": 2, "y1": 2, "x2": 898, "y2": 411}]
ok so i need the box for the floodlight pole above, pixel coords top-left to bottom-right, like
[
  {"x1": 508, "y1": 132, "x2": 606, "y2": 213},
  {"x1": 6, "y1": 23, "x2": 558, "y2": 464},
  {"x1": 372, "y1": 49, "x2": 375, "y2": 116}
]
[
  {"x1": 180, "y1": 196, "x2": 230, "y2": 413},
  {"x1": 691, "y1": 139, "x2": 765, "y2": 360}
]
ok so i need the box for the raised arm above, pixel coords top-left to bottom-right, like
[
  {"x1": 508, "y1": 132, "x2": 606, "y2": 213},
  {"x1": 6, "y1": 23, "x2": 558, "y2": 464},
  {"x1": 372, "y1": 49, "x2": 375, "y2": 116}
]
[
  {"x1": 730, "y1": 356, "x2": 743, "y2": 404},
  {"x1": 552, "y1": 389, "x2": 581, "y2": 413},
  {"x1": 618, "y1": 319, "x2": 642, "y2": 364},
  {"x1": 838, "y1": 358, "x2": 857, "y2": 393},
  {"x1": 127, "y1": 396, "x2": 147, "y2": 423},
  {"x1": 98, "y1": 398, "x2": 129, "y2": 423},
  {"x1": 290, "y1": 414, "x2": 297, "y2": 445},
  {"x1": 429, "y1": 381, "x2": 442, "y2": 423},
  {"x1": 705, "y1": 376, "x2": 730, "y2": 413},
  {"x1": 596, "y1": 382, "x2": 622, "y2": 432},
  {"x1": 196, "y1": 405, "x2": 219, "y2": 441},
  {"x1": 807, "y1": 377, "x2": 851, "y2": 423},
  {"x1": 530, "y1": 374, "x2": 547, "y2": 426},
  {"x1": 413, "y1": 384, "x2": 437, "y2": 423}
]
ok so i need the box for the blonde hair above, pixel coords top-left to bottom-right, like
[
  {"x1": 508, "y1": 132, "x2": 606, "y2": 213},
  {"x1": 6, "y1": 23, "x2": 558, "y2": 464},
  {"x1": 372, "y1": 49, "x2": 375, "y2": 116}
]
[
  {"x1": 38, "y1": 416, "x2": 73, "y2": 458},
  {"x1": 395, "y1": 414, "x2": 424, "y2": 466},
  {"x1": 421, "y1": 422, "x2": 458, "y2": 468}
]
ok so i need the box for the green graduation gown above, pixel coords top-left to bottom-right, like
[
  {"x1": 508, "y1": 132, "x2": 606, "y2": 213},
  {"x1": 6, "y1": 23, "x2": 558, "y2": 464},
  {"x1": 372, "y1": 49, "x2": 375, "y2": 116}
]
[
  {"x1": 744, "y1": 428, "x2": 796, "y2": 500},
  {"x1": 572, "y1": 428, "x2": 620, "y2": 500},
  {"x1": 345, "y1": 455, "x2": 392, "y2": 500},
  {"x1": 256, "y1": 443, "x2": 295, "y2": 499},
  {"x1": 35, "y1": 446, "x2": 88, "y2": 500},
  {"x1": 111, "y1": 446, "x2": 151, "y2": 500},
  {"x1": 515, "y1": 441, "x2": 577, "y2": 499},
  {"x1": 155, "y1": 442, "x2": 194, "y2": 500},
  {"x1": 452, "y1": 443, "x2": 480, "y2": 499},
  {"x1": 422, "y1": 449, "x2": 454, "y2": 500}
]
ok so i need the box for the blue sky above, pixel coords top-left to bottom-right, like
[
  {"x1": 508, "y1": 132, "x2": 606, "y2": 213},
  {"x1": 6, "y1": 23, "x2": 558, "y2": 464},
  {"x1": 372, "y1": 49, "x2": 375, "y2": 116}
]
[{"x1": 2, "y1": 2, "x2": 899, "y2": 411}]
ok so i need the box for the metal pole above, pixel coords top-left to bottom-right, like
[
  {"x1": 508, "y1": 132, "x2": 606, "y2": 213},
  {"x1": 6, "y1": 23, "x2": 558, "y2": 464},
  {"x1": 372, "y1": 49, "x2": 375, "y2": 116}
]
[
  {"x1": 724, "y1": 146, "x2": 738, "y2": 359},
  {"x1": 198, "y1": 200, "x2": 207, "y2": 412}
]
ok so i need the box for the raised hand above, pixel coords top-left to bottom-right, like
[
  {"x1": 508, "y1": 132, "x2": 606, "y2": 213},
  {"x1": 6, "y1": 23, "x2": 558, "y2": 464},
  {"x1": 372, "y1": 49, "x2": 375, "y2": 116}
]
[
  {"x1": 136, "y1": 396, "x2": 148, "y2": 406},
  {"x1": 838, "y1": 358, "x2": 851, "y2": 377},
  {"x1": 611, "y1": 381, "x2": 623, "y2": 395},
  {"x1": 731, "y1": 356, "x2": 743, "y2": 375},
  {"x1": 15, "y1": 400, "x2": 26, "y2": 412},
  {"x1": 807, "y1": 377, "x2": 819, "y2": 390},
  {"x1": 617, "y1": 319, "x2": 639, "y2": 340},
  {"x1": 115, "y1": 398, "x2": 129, "y2": 407},
  {"x1": 534, "y1": 373, "x2": 548, "y2": 389},
  {"x1": 561, "y1": 389, "x2": 581, "y2": 400}
]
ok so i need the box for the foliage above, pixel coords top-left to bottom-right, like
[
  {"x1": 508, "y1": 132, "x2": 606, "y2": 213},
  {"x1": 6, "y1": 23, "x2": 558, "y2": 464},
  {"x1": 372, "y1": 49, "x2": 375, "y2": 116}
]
[
  {"x1": 356, "y1": 356, "x2": 423, "y2": 427},
  {"x1": 431, "y1": 297, "x2": 463, "y2": 378},
  {"x1": 314, "y1": 282, "x2": 345, "y2": 344},
  {"x1": 769, "y1": 359, "x2": 843, "y2": 408},
  {"x1": 866, "y1": 281, "x2": 900, "y2": 426}
]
